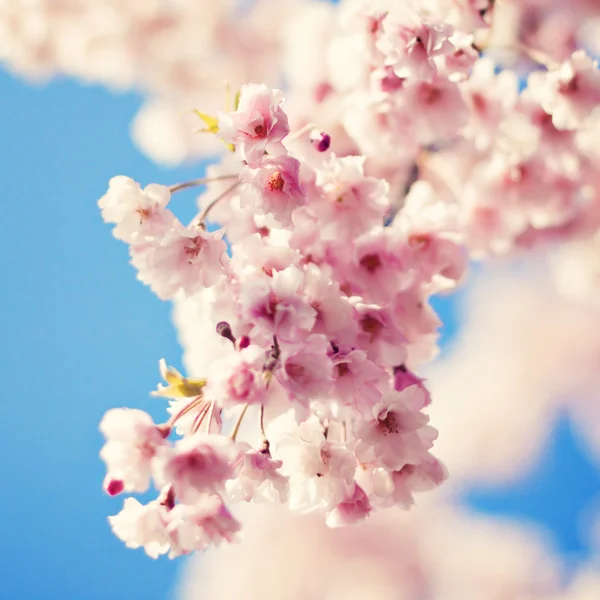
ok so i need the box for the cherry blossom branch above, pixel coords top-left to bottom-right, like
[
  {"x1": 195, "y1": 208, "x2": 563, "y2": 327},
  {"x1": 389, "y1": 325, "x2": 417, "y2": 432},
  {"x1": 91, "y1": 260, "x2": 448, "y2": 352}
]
[
  {"x1": 198, "y1": 180, "x2": 241, "y2": 225},
  {"x1": 259, "y1": 404, "x2": 269, "y2": 451},
  {"x1": 229, "y1": 403, "x2": 250, "y2": 442},
  {"x1": 169, "y1": 174, "x2": 238, "y2": 194}
]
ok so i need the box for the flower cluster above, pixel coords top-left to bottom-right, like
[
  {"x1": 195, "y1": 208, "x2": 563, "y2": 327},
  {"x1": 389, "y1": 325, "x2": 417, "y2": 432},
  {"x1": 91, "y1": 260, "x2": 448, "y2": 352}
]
[
  {"x1": 281, "y1": 0, "x2": 600, "y2": 259},
  {"x1": 90, "y1": 0, "x2": 600, "y2": 562},
  {"x1": 98, "y1": 83, "x2": 454, "y2": 557}
]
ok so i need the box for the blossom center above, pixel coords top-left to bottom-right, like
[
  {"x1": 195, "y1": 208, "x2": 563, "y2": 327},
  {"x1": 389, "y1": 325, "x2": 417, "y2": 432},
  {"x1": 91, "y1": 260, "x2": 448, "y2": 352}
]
[
  {"x1": 285, "y1": 361, "x2": 307, "y2": 382},
  {"x1": 558, "y1": 75, "x2": 579, "y2": 95},
  {"x1": 335, "y1": 362, "x2": 350, "y2": 377},
  {"x1": 359, "y1": 253, "x2": 382, "y2": 273},
  {"x1": 409, "y1": 233, "x2": 431, "y2": 250},
  {"x1": 136, "y1": 207, "x2": 152, "y2": 222},
  {"x1": 267, "y1": 171, "x2": 285, "y2": 191},
  {"x1": 360, "y1": 315, "x2": 383, "y2": 338},
  {"x1": 184, "y1": 235, "x2": 204, "y2": 260},
  {"x1": 378, "y1": 411, "x2": 399, "y2": 435},
  {"x1": 419, "y1": 84, "x2": 442, "y2": 104}
]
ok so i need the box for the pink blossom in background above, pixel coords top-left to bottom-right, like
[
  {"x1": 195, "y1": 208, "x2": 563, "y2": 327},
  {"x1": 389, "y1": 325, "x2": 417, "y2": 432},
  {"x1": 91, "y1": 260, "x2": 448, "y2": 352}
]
[{"x1": 177, "y1": 501, "x2": 587, "y2": 600}]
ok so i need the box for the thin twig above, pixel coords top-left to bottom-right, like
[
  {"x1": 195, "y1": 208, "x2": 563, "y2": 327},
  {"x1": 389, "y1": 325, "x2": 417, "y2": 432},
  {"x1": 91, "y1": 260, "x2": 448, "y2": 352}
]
[
  {"x1": 198, "y1": 180, "x2": 240, "y2": 224},
  {"x1": 229, "y1": 403, "x2": 250, "y2": 441},
  {"x1": 259, "y1": 404, "x2": 267, "y2": 442},
  {"x1": 169, "y1": 173, "x2": 238, "y2": 194}
]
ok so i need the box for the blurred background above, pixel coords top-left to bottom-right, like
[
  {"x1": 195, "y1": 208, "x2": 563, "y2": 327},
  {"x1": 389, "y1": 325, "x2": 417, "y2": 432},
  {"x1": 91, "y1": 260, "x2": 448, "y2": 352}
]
[{"x1": 2, "y1": 1, "x2": 600, "y2": 599}]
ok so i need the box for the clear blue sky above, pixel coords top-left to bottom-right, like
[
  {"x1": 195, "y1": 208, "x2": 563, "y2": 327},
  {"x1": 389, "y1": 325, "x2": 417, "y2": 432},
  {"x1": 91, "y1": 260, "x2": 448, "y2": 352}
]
[{"x1": 0, "y1": 68, "x2": 599, "y2": 600}]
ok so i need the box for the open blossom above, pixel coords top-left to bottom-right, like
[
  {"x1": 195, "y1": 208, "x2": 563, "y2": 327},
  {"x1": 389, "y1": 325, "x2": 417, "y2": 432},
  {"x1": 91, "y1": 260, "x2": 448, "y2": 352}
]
[
  {"x1": 239, "y1": 267, "x2": 316, "y2": 344},
  {"x1": 353, "y1": 389, "x2": 434, "y2": 470},
  {"x1": 325, "y1": 483, "x2": 371, "y2": 527},
  {"x1": 377, "y1": 9, "x2": 455, "y2": 81},
  {"x1": 329, "y1": 346, "x2": 389, "y2": 414},
  {"x1": 302, "y1": 264, "x2": 358, "y2": 344},
  {"x1": 100, "y1": 408, "x2": 169, "y2": 495},
  {"x1": 154, "y1": 435, "x2": 236, "y2": 504},
  {"x1": 532, "y1": 50, "x2": 600, "y2": 130},
  {"x1": 312, "y1": 155, "x2": 390, "y2": 239},
  {"x1": 276, "y1": 334, "x2": 333, "y2": 401},
  {"x1": 167, "y1": 496, "x2": 241, "y2": 557},
  {"x1": 98, "y1": 176, "x2": 174, "y2": 244},
  {"x1": 240, "y1": 155, "x2": 305, "y2": 226},
  {"x1": 393, "y1": 365, "x2": 431, "y2": 408},
  {"x1": 274, "y1": 418, "x2": 357, "y2": 513},
  {"x1": 403, "y1": 77, "x2": 468, "y2": 143},
  {"x1": 353, "y1": 301, "x2": 408, "y2": 365},
  {"x1": 394, "y1": 457, "x2": 448, "y2": 492},
  {"x1": 206, "y1": 345, "x2": 270, "y2": 407},
  {"x1": 109, "y1": 498, "x2": 171, "y2": 559},
  {"x1": 227, "y1": 443, "x2": 289, "y2": 503},
  {"x1": 131, "y1": 223, "x2": 228, "y2": 300},
  {"x1": 218, "y1": 83, "x2": 290, "y2": 166},
  {"x1": 335, "y1": 226, "x2": 413, "y2": 300}
]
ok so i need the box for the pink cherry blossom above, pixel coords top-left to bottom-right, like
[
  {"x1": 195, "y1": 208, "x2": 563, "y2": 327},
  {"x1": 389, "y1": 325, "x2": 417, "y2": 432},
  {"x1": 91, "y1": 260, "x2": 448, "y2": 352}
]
[
  {"x1": 108, "y1": 497, "x2": 171, "y2": 559},
  {"x1": 167, "y1": 496, "x2": 241, "y2": 557},
  {"x1": 131, "y1": 223, "x2": 228, "y2": 300},
  {"x1": 393, "y1": 456, "x2": 448, "y2": 492},
  {"x1": 402, "y1": 77, "x2": 468, "y2": 144},
  {"x1": 276, "y1": 334, "x2": 333, "y2": 402},
  {"x1": 218, "y1": 83, "x2": 290, "y2": 166},
  {"x1": 207, "y1": 346, "x2": 269, "y2": 408},
  {"x1": 100, "y1": 408, "x2": 169, "y2": 495},
  {"x1": 332, "y1": 226, "x2": 413, "y2": 301},
  {"x1": 329, "y1": 346, "x2": 389, "y2": 414},
  {"x1": 239, "y1": 267, "x2": 316, "y2": 344},
  {"x1": 227, "y1": 443, "x2": 289, "y2": 502},
  {"x1": 240, "y1": 155, "x2": 305, "y2": 226},
  {"x1": 377, "y1": 9, "x2": 455, "y2": 81},
  {"x1": 274, "y1": 418, "x2": 357, "y2": 513},
  {"x1": 353, "y1": 390, "x2": 433, "y2": 470},
  {"x1": 98, "y1": 176, "x2": 174, "y2": 244},
  {"x1": 533, "y1": 50, "x2": 600, "y2": 130},
  {"x1": 312, "y1": 155, "x2": 390, "y2": 239},
  {"x1": 154, "y1": 434, "x2": 236, "y2": 504},
  {"x1": 393, "y1": 365, "x2": 431, "y2": 408},
  {"x1": 325, "y1": 483, "x2": 371, "y2": 527},
  {"x1": 302, "y1": 263, "x2": 358, "y2": 344},
  {"x1": 353, "y1": 301, "x2": 408, "y2": 365}
]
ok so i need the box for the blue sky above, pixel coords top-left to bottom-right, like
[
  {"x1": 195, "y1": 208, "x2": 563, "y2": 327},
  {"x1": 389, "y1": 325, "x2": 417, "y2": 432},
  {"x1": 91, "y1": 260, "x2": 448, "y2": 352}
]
[{"x1": 1, "y1": 68, "x2": 599, "y2": 600}]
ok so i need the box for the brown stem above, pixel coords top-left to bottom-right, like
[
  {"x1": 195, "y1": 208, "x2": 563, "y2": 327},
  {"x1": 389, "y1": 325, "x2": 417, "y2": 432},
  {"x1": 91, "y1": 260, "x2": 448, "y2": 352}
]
[
  {"x1": 198, "y1": 180, "x2": 240, "y2": 225},
  {"x1": 259, "y1": 404, "x2": 267, "y2": 441},
  {"x1": 169, "y1": 174, "x2": 238, "y2": 194},
  {"x1": 229, "y1": 403, "x2": 249, "y2": 441}
]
